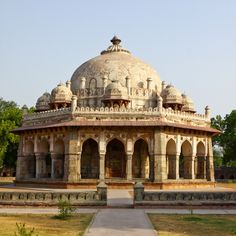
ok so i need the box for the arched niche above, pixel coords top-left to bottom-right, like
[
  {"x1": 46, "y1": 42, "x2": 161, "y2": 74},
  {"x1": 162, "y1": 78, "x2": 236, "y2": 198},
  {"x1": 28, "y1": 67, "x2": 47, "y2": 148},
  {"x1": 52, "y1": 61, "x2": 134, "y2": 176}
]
[
  {"x1": 105, "y1": 138, "x2": 126, "y2": 178},
  {"x1": 166, "y1": 139, "x2": 176, "y2": 179},
  {"x1": 81, "y1": 138, "x2": 99, "y2": 179},
  {"x1": 132, "y1": 139, "x2": 149, "y2": 179},
  {"x1": 25, "y1": 141, "x2": 35, "y2": 178},
  {"x1": 53, "y1": 139, "x2": 65, "y2": 179},
  {"x1": 196, "y1": 141, "x2": 206, "y2": 179},
  {"x1": 180, "y1": 140, "x2": 192, "y2": 179}
]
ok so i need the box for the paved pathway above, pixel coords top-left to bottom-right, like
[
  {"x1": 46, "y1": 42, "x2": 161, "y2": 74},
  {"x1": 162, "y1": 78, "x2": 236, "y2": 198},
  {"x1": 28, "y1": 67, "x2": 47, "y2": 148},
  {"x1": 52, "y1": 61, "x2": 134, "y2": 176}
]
[
  {"x1": 85, "y1": 209, "x2": 156, "y2": 236},
  {"x1": 107, "y1": 189, "x2": 133, "y2": 207}
]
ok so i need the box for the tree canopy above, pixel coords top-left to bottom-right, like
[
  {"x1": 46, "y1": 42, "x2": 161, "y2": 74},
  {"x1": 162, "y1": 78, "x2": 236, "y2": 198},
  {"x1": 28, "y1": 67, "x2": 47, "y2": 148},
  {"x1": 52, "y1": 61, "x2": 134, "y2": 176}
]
[
  {"x1": 0, "y1": 98, "x2": 22, "y2": 168},
  {"x1": 211, "y1": 110, "x2": 236, "y2": 166}
]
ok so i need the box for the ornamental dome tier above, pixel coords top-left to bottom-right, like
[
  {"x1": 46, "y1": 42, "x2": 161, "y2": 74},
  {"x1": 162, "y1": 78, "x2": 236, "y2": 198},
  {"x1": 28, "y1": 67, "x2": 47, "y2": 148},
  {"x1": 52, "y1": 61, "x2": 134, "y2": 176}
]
[
  {"x1": 102, "y1": 79, "x2": 130, "y2": 108},
  {"x1": 35, "y1": 92, "x2": 51, "y2": 112},
  {"x1": 161, "y1": 84, "x2": 183, "y2": 111},
  {"x1": 182, "y1": 94, "x2": 196, "y2": 113},
  {"x1": 50, "y1": 83, "x2": 73, "y2": 109},
  {"x1": 70, "y1": 36, "x2": 161, "y2": 109}
]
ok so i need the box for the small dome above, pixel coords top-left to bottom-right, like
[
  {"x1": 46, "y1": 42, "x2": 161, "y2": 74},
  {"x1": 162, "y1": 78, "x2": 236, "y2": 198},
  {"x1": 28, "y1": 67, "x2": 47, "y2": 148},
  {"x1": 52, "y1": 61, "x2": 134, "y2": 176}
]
[
  {"x1": 161, "y1": 85, "x2": 183, "y2": 105},
  {"x1": 50, "y1": 83, "x2": 72, "y2": 104},
  {"x1": 103, "y1": 80, "x2": 129, "y2": 101},
  {"x1": 182, "y1": 94, "x2": 195, "y2": 113},
  {"x1": 36, "y1": 92, "x2": 51, "y2": 112}
]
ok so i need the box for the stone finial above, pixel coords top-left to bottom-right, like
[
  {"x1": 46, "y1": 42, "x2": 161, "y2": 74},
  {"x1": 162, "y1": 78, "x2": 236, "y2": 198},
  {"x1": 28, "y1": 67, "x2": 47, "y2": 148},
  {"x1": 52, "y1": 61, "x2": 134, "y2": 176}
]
[
  {"x1": 66, "y1": 80, "x2": 71, "y2": 89},
  {"x1": 125, "y1": 76, "x2": 131, "y2": 88},
  {"x1": 22, "y1": 105, "x2": 28, "y2": 115},
  {"x1": 162, "y1": 81, "x2": 166, "y2": 91},
  {"x1": 80, "y1": 77, "x2": 86, "y2": 89},
  {"x1": 205, "y1": 105, "x2": 211, "y2": 118},
  {"x1": 147, "y1": 77, "x2": 153, "y2": 89},
  {"x1": 71, "y1": 95, "x2": 77, "y2": 112},
  {"x1": 111, "y1": 35, "x2": 121, "y2": 45},
  {"x1": 157, "y1": 96, "x2": 163, "y2": 111}
]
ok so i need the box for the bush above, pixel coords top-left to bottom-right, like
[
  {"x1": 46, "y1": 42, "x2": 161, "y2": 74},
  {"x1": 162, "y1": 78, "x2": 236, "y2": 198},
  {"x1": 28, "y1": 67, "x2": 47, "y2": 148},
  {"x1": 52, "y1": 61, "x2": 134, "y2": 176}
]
[
  {"x1": 14, "y1": 223, "x2": 39, "y2": 236},
  {"x1": 56, "y1": 200, "x2": 75, "y2": 220}
]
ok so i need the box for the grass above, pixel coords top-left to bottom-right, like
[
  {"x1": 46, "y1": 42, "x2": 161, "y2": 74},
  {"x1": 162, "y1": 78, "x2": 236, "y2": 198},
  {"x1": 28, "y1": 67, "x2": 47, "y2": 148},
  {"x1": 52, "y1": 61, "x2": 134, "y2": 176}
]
[
  {"x1": 148, "y1": 214, "x2": 236, "y2": 236},
  {"x1": 0, "y1": 213, "x2": 94, "y2": 236}
]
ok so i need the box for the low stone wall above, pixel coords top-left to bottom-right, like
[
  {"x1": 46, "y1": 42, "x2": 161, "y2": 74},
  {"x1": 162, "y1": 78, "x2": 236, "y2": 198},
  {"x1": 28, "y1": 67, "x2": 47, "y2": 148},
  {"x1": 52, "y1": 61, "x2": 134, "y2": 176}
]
[
  {"x1": 0, "y1": 182, "x2": 107, "y2": 206},
  {"x1": 134, "y1": 182, "x2": 236, "y2": 206}
]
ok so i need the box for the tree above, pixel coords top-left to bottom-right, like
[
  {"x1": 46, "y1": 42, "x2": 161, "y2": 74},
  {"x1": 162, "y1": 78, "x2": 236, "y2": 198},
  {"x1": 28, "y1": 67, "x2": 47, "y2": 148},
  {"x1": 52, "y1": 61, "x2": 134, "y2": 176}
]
[
  {"x1": 0, "y1": 98, "x2": 22, "y2": 168},
  {"x1": 211, "y1": 110, "x2": 236, "y2": 166}
]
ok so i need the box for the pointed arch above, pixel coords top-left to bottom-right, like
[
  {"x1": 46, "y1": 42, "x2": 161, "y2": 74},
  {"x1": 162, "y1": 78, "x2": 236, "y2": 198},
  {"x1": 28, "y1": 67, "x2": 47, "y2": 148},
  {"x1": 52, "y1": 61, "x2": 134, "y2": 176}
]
[
  {"x1": 132, "y1": 139, "x2": 150, "y2": 179},
  {"x1": 53, "y1": 139, "x2": 65, "y2": 179},
  {"x1": 180, "y1": 140, "x2": 193, "y2": 179},
  {"x1": 25, "y1": 141, "x2": 35, "y2": 178},
  {"x1": 196, "y1": 141, "x2": 206, "y2": 179},
  {"x1": 166, "y1": 139, "x2": 177, "y2": 179},
  {"x1": 105, "y1": 138, "x2": 126, "y2": 178},
  {"x1": 81, "y1": 138, "x2": 99, "y2": 179}
]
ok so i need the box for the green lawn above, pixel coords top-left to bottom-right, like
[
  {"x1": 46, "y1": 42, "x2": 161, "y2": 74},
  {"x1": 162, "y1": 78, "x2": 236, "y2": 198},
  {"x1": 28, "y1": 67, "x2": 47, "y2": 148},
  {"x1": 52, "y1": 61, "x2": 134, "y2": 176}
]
[
  {"x1": 0, "y1": 213, "x2": 94, "y2": 236},
  {"x1": 148, "y1": 214, "x2": 236, "y2": 236}
]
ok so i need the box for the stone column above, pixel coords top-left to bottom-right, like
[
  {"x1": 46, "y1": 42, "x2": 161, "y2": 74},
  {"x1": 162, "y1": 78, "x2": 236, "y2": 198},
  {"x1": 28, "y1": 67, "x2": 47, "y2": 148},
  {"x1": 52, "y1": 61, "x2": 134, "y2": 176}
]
[
  {"x1": 207, "y1": 138, "x2": 215, "y2": 181},
  {"x1": 166, "y1": 156, "x2": 169, "y2": 178},
  {"x1": 189, "y1": 155, "x2": 195, "y2": 179},
  {"x1": 51, "y1": 153, "x2": 64, "y2": 179},
  {"x1": 174, "y1": 154, "x2": 180, "y2": 179},
  {"x1": 99, "y1": 153, "x2": 105, "y2": 180},
  {"x1": 194, "y1": 157, "x2": 198, "y2": 179},
  {"x1": 77, "y1": 152, "x2": 81, "y2": 180},
  {"x1": 64, "y1": 129, "x2": 79, "y2": 183},
  {"x1": 16, "y1": 155, "x2": 26, "y2": 180},
  {"x1": 203, "y1": 156, "x2": 207, "y2": 179},
  {"x1": 35, "y1": 153, "x2": 47, "y2": 179},
  {"x1": 149, "y1": 153, "x2": 154, "y2": 181},
  {"x1": 153, "y1": 130, "x2": 167, "y2": 181},
  {"x1": 126, "y1": 154, "x2": 132, "y2": 181}
]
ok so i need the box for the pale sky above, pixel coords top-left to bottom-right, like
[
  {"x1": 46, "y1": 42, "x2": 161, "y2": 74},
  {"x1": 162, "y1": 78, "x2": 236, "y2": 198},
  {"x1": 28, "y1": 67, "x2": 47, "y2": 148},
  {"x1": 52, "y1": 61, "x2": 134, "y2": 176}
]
[{"x1": 0, "y1": 0, "x2": 235, "y2": 117}]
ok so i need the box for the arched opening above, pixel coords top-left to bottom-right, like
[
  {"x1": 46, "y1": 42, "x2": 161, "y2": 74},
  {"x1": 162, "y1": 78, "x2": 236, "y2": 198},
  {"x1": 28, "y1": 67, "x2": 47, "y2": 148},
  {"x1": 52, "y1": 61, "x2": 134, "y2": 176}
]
[
  {"x1": 105, "y1": 139, "x2": 126, "y2": 178},
  {"x1": 132, "y1": 139, "x2": 149, "y2": 179},
  {"x1": 53, "y1": 139, "x2": 65, "y2": 179},
  {"x1": 166, "y1": 139, "x2": 176, "y2": 179},
  {"x1": 196, "y1": 142, "x2": 206, "y2": 179},
  {"x1": 81, "y1": 139, "x2": 99, "y2": 179},
  {"x1": 37, "y1": 139, "x2": 50, "y2": 178},
  {"x1": 25, "y1": 141, "x2": 36, "y2": 178},
  {"x1": 220, "y1": 175, "x2": 224, "y2": 179},
  {"x1": 180, "y1": 140, "x2": 192, "y2": 179},
  {"x1": 229, "y1": 175, "x2": 234, "y2": 180}
]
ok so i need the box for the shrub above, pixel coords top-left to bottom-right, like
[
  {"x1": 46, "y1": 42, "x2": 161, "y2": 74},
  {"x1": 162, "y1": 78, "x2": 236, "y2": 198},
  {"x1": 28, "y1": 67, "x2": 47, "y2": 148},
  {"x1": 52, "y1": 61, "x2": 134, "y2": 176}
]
[
  {"x1": 56, "y1": 200, "x2": 75, "y2": 220},
  {"x1": 14, "y1": 223, "x2": 39, "y2": 236}
]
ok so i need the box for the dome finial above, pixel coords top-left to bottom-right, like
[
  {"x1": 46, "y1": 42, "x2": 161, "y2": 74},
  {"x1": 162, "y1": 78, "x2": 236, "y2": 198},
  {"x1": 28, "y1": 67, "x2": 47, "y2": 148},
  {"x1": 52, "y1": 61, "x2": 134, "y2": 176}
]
[{"x1": 111, "y1": 35, "x2": 121, "y2": 45}]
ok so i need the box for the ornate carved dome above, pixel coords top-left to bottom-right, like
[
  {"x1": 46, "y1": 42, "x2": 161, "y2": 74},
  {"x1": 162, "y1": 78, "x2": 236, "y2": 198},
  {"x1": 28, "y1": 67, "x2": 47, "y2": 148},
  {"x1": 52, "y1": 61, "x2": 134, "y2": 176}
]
[
  {"x1": 70, "y1": 36, "x2": 161, "y2": 95},
  {"x1": 36, "y1": 92, "x2": 51, "y2": 112},
  {"x1": 102, "y1": 80, "x2": 130, "y2": 108},
  {"x1": 161, "y1": 84, "x2": 183, "y2": 110},
  {"x1": 50, "y1": 83, "x2": 73, "y2": 108},
  {"x1": 182, "y1": 94, "x2": 196, "y2": 113}
]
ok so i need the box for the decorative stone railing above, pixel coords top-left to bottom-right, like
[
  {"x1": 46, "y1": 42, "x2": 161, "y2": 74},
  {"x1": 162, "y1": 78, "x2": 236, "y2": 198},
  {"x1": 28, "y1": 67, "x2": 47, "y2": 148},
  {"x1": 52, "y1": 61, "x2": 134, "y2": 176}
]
[
  {"x1": 0, "y1": 182, "x2": 107, "y2": 206},
  {"x1": 134, "y1": 183, "x2": 236, "y2": 206},
  {"x1": 23, "y1": 106, "x2": 209, "y2": 123}
]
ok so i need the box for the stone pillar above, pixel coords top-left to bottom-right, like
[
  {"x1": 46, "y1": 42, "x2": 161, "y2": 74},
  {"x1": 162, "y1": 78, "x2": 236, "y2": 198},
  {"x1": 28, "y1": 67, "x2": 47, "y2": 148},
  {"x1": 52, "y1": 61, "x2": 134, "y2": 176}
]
[
  {"x1": 166, "y1": 156, "x2": 169, "y2": 178},
  {"x1": 203, "y1": 156, "x2": 207, "y2": 179},
  {"x1": 194, "y1": 157, "x2": 198, "y2": 179},
  {"x1": 207, "y1": 138, "x2": 215, "y2": 181},
  {"x1": 134, "y1": 182, "x2": 144, "y2": 201},
  {"x1": 126, "y1": 154, "x2": 132, "y2": 181},
  {"x1": 149, "y1": 153, "x2": 154, "y2": 181},
  {"x1": 77, "y1": 152, "x2": 81, "y2": 180},
  {"x1": 189, "y1": 155, "x2": 195, "y2": 179},
  {"x1": 154, "y1": 130, "x2": 167, "y2": 181},
  {"x1": 35, "y1": 153, "x2": 47, "y2": 179},
  {"x1": 99, "y1": 153, "x2": 105, "y2": 180},
  {"x1": 16, "y1": 155, "x2": 26, "y2": 180},
  {"x1": 97, "y1": 182, "x2": 107, "y2": 201},
  {"x1": 174, "y1": 154, "x2": 180, "y2": 179},
  {"x1": 64, "y1": 129, "x2": 79, "y2": 183}
]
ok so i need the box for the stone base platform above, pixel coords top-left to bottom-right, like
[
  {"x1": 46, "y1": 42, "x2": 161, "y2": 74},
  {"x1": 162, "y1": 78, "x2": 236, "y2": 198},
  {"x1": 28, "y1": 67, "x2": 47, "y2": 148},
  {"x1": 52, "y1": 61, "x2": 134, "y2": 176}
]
[{"x1": 14, "y1": 179, "x2": 215, "y2": 190}]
